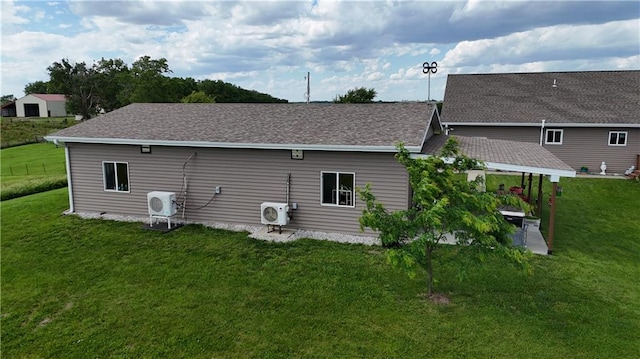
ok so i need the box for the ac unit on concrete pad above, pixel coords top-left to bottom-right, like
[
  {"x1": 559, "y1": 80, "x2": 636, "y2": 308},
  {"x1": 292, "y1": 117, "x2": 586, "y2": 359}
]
[{"x1": 261, "y1": 202, "x2": 289, "y2": 226}]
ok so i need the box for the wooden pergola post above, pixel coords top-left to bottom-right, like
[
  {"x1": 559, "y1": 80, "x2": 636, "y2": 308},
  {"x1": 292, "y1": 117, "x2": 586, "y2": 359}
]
[
  {"x1": 527, "y1": 173, "x2": 533, "y2": 203},
  {"x1": 548, "y1": 181, "x2": 558, "y2": 255},
  {"x1": 536, "y1": 174, "x2": 544, "y2": 218}
]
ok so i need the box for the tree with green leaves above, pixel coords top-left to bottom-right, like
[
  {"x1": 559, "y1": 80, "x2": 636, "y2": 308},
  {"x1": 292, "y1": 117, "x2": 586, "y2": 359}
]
[
  {"x1": 93, "y1": 58, "x2": 131, "y2": 112},
  {"x1": 334, "y1": 87, "x2": 377, "y2": 103},
  {"x1": 47, "y1": 59, "x2": 98, "y2": 119},
  {"x1": 1, "y1": 94, "x2": 16, "y2": 105},
  {"x1": 181, "y1": 90, "x2": 215, "y2": 103},
  {"x1": 24, "y1": 81, "x2": 50, "y2": 95},
  {"x1": 358, "y1": 138, "x2": 531, "y2": 297},
  {"x1": 128, "y1": 56, "x2": 173, "y2": 103}
]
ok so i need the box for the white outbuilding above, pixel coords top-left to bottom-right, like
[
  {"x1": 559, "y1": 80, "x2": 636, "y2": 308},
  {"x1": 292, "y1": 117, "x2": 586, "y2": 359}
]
[{"x1": 15, "y1": 94, "x2": 68, "y2": 117}]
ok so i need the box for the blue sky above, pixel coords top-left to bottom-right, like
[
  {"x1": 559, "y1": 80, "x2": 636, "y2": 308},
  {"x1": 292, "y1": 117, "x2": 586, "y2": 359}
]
[{"x1": 1, "y1": 0, "x2": 639, "y2": 102}]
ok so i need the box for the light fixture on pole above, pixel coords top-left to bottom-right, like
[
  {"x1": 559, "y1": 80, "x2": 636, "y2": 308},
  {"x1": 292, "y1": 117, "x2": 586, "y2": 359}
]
[{"x1": 422, "y1": 61, "x2": 437, "y2": 102}]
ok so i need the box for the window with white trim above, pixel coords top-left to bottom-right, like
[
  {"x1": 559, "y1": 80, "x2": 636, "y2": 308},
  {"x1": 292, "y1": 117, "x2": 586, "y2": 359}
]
[
  {"x1": 321, "y1": 172, "x2": 355, "y2": 207},
  {"x1": 103, "y1": 161, "x2": 130, "y2": 192},
  {"x1": 608, "y1": 131, "x2": 627, "y2": 146},
  {"x1": 545, "y1": 129, "x2": 564, "y2": 145}
]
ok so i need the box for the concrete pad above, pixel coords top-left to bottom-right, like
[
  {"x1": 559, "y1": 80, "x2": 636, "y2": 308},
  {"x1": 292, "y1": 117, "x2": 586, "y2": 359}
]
[
  {"x1": 249, "y1": 226, "x2": 298, "y2": 243},
  {"x1": 525, "y1": 225, "x2": 548, "y2": 255}
]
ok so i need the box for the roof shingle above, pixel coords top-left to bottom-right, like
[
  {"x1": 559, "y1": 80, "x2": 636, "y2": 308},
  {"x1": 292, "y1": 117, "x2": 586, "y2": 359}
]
[
  {"x1": 442, "y1": 70, "x2": 640, "y2": 125},
  {"x1": 423, "y1": 135, "x2": 575, "y2": 173},
  {"x1": 49, "y1": 103, "x2": 432, "y2": 149}
]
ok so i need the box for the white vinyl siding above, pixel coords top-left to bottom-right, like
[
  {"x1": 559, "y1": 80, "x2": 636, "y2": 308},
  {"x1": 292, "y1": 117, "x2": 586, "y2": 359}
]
[
  {"x1": 545, "y1": 129, "x2": 564, "y2": 145},
  {"x1": 321, "y1": 172, "x2": 355, "y2": 207},
  {"x1": 608, "y1": 131, "x2": 627, "y2": 146},
  {"x1": 103, "y1": 161, "x2": 130, "y2": 192}
]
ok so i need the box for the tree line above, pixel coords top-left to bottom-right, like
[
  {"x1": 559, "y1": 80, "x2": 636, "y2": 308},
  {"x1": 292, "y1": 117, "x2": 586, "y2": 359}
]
[{"x1": 15, "y1": 56, "x2": 287, "y2": 119}]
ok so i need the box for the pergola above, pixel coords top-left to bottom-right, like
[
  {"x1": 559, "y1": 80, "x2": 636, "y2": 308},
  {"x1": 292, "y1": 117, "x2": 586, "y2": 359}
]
[{"x1": 418, "y1": 135, "x2": 577, "y2": 254}]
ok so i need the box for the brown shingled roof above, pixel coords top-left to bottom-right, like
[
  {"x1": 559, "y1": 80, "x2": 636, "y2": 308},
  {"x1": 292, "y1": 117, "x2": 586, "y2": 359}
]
[
  {"x1": 423, "y1": 135, "x2": 575, "y2": 174},
  {"x1": 48, "y1": 102, "x2": 432, "y2": 150},
  {"x1": 442, "y1": 70, "x2": 640, "y2": 125}
]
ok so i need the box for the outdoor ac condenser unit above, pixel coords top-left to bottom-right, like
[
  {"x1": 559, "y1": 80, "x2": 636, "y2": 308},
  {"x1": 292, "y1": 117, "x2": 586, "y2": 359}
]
[
  {"x1": 147, "y1": 191, "x2": 177, "y2": 217},
  {"x1": 260, "y1": 202, "x2": 289, "y2": 226}
]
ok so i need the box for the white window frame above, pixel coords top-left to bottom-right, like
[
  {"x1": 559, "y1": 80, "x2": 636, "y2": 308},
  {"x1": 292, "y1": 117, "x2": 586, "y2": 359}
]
[
  {"x1": 545, "y1": 129, "x2": 564, "y2": 145},
  {"x1": 320, "y1": 171, "x2": 356, "y2": 208},
  {"x1": 608, "y1": 131, "x2": 627, "y2": 146},
  {"x1": 102, "y1": 161, "x2": 130, "y2": 192}
]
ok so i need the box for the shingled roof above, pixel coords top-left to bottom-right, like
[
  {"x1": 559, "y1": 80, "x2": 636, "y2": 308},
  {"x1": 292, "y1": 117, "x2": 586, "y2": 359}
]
[
  {"x1": 442, "y1": 70, "x2": 640, "y2": 125},
  {"x1": 47, "y1": 102, "x2": 434, "y2": 152},
  {"x1": 422, "y1": 135, "x2": 576, "y2": 178}
]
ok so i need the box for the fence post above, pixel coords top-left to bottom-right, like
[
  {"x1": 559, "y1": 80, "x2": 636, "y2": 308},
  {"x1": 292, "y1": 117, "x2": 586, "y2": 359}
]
[
  {"x1": 43, "y1": 163, "x2": 47, "y2": 175},
  {"x1": 25, "y1": 163, "x2": 29, "y2": 175}
]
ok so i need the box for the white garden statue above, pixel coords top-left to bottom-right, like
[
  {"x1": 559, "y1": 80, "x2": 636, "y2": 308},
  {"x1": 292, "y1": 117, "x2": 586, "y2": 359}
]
[{"x1": 600, "y1": 161, "x2": 607, "y2": 175}]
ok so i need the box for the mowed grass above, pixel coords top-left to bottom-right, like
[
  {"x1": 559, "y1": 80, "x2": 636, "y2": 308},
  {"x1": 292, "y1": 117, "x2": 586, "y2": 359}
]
[
  {"x1": 2, "y1": 177, "x2": 639, "y2": 358},
  {"x1": 1, "y1": 142, "x2": 67, "y2": 200}
]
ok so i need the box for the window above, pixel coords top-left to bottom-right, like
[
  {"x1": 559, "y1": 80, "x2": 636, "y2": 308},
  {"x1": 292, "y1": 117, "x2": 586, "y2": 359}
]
[
  {"x1": 545, "y1": 129, "x2": 563, "y2": 145},
  {"x1": 103, "y1": 161, "x2": 130, "y2": 192},
  {"x1": 321, "y1": 172, "x2": 355, "y2": 207},
  {"x1": 608, "y1": 131, "x2": 627, "y2": 146}
]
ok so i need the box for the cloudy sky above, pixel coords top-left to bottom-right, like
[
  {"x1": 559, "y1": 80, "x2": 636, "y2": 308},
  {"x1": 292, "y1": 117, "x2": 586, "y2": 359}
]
[{"x1": 1, "y1": 0, "x2": 639, "y2": 102}]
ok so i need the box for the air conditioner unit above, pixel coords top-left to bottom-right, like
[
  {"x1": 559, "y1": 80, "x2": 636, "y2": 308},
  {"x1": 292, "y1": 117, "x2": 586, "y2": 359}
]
[
  {"x1": 147, "y1": 191, "x2": 177, "y2": 217},
  {"x1": 261, "y1": 202, "x2": 289, "y2": 226}
]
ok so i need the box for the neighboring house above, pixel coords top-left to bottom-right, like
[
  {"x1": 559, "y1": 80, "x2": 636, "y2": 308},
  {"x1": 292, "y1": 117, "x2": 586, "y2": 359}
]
[
  {"x1": 46, "y1": 103, "x2": 443, "y2": 235},
  {"x1": 15, "y1": 94, "x2": 68, "y2": 117},
  {"x1": 441, "y1": 70, "x2": 640, "y2": 174}
]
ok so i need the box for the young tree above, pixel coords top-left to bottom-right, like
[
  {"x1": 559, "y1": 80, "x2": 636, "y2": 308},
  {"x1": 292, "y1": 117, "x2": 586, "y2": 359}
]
[
  {"x1": 334, "y1": 87, "x2": 377, "y2": 103},
  {"x1": 181, "y1": 90, "x2": 215, "y2": 103},
  {"x1": 358, "y1": 138, "x2": 531, "y2": 297}
]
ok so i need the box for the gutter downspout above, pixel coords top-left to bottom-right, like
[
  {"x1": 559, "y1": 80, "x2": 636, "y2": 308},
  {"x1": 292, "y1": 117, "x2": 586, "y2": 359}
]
[
  {"x1": 539, "y1": 119, "x2": 546, "y2": 146},
  {"x1": 64, "y1": 146, "x2": 75, "y2": 212}
]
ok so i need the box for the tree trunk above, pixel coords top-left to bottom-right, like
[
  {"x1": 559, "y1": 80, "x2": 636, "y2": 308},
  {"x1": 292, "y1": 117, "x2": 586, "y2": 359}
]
[{"x1": 426, "y1": 246, "x2": 433, "y2": 296}]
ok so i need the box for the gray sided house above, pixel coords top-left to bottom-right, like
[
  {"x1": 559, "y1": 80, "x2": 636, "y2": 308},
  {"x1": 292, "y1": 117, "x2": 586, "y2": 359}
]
[
  {"x1": 441, "y1": 70, "x2": 640, "y2": 174},
  {"x1": 46, "y1": 103, "x2": 442, "y2": 235}
]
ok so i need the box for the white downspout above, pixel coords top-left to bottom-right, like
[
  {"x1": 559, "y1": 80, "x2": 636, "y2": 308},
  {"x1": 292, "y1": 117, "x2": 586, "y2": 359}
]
[
  {"x1": 539, "y1": 119, "x2": 546, "y2": 146},
  {"x1": 64, "y1": 145, "x2": 75, "y2": 212}
]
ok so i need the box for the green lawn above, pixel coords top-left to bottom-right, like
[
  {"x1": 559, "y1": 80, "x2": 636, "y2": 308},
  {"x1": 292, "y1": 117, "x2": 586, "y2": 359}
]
[
  {"x1": 1, "y1": 178, "x2": 639, "y2": 358},
  {"x1": 0, "y1": 142, "x2": 67, "y2": 200}
]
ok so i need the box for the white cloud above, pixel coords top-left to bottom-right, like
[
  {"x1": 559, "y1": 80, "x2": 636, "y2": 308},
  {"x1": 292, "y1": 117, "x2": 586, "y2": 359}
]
[
  {"x1": 0, "y1": 0, "x2": 638, "y2": 101},
  {"x1": 442, "y1": 19, "x2": 640, "y2": 67},
  {"x1": 1, "y1": 0, "x2": 30, "y2": 25}
]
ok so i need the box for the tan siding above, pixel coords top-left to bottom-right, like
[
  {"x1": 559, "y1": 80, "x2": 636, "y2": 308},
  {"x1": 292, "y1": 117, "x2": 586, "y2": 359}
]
[
  {"x1": 542, "y1": 127, "x2": 640, "y2": 174},
  {"x1": 67, "y1": 144, "x2": 409, "y2": 234},
  {"x1": 449, "y1": 126, "x2": 639, "y2": 173}
]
